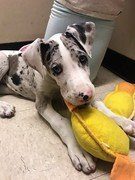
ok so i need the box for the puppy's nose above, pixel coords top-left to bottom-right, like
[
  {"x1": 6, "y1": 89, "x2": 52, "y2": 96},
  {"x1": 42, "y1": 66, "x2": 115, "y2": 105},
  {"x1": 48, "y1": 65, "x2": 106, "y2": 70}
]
[
  {"x1": 79, "y1": 91, "x2": 92, "y2": 102},
  {"x1": 83, "y1": 95, "x2": 89, "y2": 101}
]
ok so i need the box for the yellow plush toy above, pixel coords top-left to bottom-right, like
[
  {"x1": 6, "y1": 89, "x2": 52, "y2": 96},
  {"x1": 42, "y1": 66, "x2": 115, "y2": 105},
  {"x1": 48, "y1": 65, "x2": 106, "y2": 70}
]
[
  {"x1": 65, "y1": 82, "x2": 135, "y2": 179},
  {"x1": 104, "y1": 82, "x2": 135, "y2": 119},
  {"x1": 71, "y1": 107, "x2": 129, "y2": 162}
]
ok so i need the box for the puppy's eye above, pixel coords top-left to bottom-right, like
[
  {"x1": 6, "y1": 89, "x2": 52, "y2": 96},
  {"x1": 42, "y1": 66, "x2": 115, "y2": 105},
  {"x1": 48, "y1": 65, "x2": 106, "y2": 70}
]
[
  {"x1": 65, "y1": 32, "x2": 72, "y2": 38},
  {"x1": 51, "y1": 64, "x2": 63, "y2": 76},
  {"x1": 79, "y1": 55, "x2": 88, "y2": 65}
]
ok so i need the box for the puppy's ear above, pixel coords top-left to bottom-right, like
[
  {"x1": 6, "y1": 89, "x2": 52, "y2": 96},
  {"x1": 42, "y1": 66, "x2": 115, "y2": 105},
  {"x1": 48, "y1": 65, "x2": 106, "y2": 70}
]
[
  {"x1": 22, "y1": 38, "x2": 50, "y2": 77},
  {"x1": 65, "y1": 22, "x2": 95, "y2": 57}
]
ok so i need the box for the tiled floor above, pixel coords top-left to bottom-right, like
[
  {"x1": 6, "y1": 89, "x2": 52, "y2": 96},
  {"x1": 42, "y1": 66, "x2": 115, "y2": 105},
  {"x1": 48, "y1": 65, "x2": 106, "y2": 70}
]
[{"x1": 0, "y1": 67, "x2": 134, "y2": 180}]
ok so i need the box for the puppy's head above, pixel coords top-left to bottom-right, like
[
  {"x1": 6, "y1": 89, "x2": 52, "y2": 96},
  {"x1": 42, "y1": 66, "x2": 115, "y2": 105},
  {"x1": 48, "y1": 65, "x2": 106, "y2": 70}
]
[{"x1": 22, "y1": 22, "x2": 95, "y2": 106}]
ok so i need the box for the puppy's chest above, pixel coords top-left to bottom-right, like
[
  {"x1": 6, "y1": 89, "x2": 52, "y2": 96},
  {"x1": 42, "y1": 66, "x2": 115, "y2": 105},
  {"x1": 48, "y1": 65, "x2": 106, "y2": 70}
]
[{"x1": 5, "y1": 55, "x2": 36, "y2": 100}]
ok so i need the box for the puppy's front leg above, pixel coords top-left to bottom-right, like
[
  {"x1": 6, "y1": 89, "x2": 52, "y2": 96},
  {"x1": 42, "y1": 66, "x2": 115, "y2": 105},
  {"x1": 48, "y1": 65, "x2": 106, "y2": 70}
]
[
  {"x1": 36, "y1": 96, "x2": 96, "y2": 174},
  {"x1": 92, "y1": 101, "x2": 135, "y2": 137}
]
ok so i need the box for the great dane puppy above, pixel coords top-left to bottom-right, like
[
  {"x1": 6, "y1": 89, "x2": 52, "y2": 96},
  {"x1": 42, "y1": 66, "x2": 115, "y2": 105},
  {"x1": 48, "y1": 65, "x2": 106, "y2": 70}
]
[{"x1": 0, "y1": 22, "x2": 135, "y2": 174}]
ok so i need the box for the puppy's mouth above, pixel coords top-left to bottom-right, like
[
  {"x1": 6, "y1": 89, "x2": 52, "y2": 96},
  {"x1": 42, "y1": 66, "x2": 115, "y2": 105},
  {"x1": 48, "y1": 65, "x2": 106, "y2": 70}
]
[
  {"x1": 65, "y1": 99, "x2": 90, "y2": 112},
  {"x1": 76, "y1": 102, "x2": 90, "y2": 109},
  {"x1": 76, "y1": 100, "x2": 91, "y2": 107},
  {"x1": 64, "y1": 96, "x2": 92, "y2": 110}
]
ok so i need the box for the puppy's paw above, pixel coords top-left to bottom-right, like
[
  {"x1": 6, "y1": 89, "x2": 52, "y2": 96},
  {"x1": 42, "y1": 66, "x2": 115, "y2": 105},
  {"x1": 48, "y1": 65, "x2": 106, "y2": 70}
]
[
  {"x1": 68, "y1": 145, "x2": 96, "y2": 174},
  {"x1": 0, "y1": 101, "x2": 15, "y2": 118},
  {"x1": 123, "y1": 120, "x2": 135, "y2": 137}
]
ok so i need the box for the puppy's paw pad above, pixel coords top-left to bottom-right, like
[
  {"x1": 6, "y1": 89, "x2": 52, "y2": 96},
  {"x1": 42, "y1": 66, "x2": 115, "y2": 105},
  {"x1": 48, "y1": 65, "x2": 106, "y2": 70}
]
[{"x1": 0, "y1": 102, "x2": 15, "y2": 118}]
